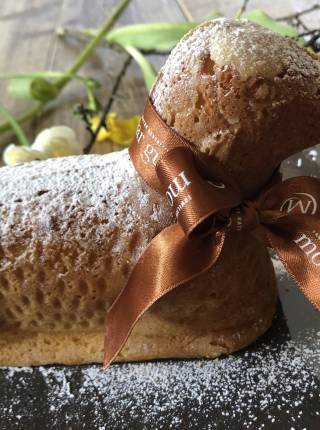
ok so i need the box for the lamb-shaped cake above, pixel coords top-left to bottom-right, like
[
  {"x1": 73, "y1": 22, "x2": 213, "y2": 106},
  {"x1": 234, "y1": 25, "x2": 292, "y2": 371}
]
[{"x1": 0, "y1": 19, "x2": 319, "y2": 366}]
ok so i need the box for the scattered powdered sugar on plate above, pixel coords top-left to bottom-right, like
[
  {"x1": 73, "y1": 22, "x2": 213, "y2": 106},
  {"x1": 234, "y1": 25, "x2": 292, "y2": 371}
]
[{"x1": 1, "y1": 323, "x2": 319, "y2": 429}]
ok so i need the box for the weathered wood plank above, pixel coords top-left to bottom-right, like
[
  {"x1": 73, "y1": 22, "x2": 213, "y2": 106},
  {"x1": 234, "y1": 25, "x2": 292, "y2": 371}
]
[
  {"x1": 110, "y1": 0, "x2": 185, "y2": 116},
  {"x1": 0, "y1": 0, "x2": 63, "y2": 142},
  {"x1": 0, "y1": 0, "x2": 130, "y2": 150},
  {"x1": 30, "y1": 0, "x2": 130, "y2": 148},
  {"x1": 175, "y1": 0, "x2": 242, "y2": 21},
  {"x1": 91, "y1": 0, "x2": 186, "y2": 154},
  {"x1": 0, "y1": 0, "x2": 186, "y2": 155}
]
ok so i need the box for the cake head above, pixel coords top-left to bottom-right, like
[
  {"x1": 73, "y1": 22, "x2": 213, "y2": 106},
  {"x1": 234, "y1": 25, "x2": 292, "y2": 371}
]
[{"x1": 151, "y1": 18, "x2": 320, "y2": 197}]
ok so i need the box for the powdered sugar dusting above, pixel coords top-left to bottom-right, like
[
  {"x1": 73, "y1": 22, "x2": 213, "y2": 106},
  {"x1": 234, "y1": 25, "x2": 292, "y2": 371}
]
[
  {"x1": 0, "y1": 149, "x2": 172, "y2": 272},
  {"x1": 0, "y1": 150, "x2": 136, "y2": 245},
  {"x1": 1, "y1": 328, "x2": 319, "y2": 428},
  {"x1": 153, "y1": 18, "x2": 320, "y2": 111},
  {"x1": 209, "y1": 18, "x2": 320, "y2": 79}
]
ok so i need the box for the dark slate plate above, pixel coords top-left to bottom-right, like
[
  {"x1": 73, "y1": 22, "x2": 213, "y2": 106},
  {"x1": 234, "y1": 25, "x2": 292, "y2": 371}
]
[
  {"x1": 0, "y1": 148, "x2": 320, "y2": 430},
  {"x1": 0, "y1": 304, "x2": 319, "y2": 430}
]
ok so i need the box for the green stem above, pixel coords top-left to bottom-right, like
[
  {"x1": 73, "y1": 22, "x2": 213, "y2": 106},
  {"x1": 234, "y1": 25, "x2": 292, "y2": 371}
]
[
  {"x1": 55, "y1": 0, "x2": 130, "y2": 90},
  {"x1": 0, "y1": 103, "x2": 43, "y2": 136},
  {"x1": 0, "y1": 104, "x2": 32, "y2": 146},
  {"x1": 124, "y1": 45, "x2": 156, "y2": 91},
  {"x1": 0, "y1": 0, "x2": 130, "y2": 141}
]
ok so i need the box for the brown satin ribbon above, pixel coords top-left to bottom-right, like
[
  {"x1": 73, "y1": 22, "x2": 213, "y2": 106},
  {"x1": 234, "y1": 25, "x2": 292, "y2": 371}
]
[{"x1": 104, "y1": 98, "x2": 320, "y2": 367}]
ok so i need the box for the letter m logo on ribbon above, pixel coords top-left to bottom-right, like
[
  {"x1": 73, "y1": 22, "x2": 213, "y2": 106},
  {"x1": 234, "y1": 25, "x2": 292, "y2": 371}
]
[{"x1": 280, "y1": 192, "x2": 317, "y2": 215}]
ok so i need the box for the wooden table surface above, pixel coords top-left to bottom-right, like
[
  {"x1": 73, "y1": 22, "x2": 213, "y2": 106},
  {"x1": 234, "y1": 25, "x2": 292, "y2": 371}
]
[{"x1": 0, "y1": 0, "x2": 319, "y2": 154}]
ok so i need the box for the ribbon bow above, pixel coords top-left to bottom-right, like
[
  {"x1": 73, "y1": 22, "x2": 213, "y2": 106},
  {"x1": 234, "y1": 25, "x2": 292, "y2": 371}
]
[{"x1": 104, "y1": 99, "x2": 320, "y2": 367}]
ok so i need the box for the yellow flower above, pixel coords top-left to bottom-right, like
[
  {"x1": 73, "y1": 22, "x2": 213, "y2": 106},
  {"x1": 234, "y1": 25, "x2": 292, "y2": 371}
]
[
  {"x1": 91, "y1": 113, "x2": 140, "y2": 146},
  {"x1": 3, "y1": 144, "x2": 47, "y2": 166}
]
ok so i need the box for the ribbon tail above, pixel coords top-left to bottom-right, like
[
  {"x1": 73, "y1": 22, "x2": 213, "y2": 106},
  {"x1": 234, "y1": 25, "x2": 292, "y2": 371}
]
[
  {"x1": 265, "y1": 215, "x2": 320, "y2": 311},
  {"x1": 103, "y1": 225, "x2": 225, "y2": 367}
]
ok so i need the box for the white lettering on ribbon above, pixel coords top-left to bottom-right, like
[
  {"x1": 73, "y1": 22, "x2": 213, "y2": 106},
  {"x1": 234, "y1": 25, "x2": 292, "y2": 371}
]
[
  {"x1": 207, "y1": 180, "x2": 226, "y2": 189},
  {"x1": 175, "y1": 195, "x2": 192, "y2": 219},
  {"x1": 280, "y1": 193, "x2": 317, "y2": 215},
  {"x1": 135, "y1": 123, "x2": 144, "y2": 143},
  {"x1": 142, "y1": 144, "x2": 159, "y2": 166},
  {"x1": 137, "y1": 115, "x2": 166, "y2": 166},
  {"x1": 294, "y1": 233, "x2": 320, "y2": 266},
  {"x1": 166, "y1": 171, "x2": 191, "y2": 207}
]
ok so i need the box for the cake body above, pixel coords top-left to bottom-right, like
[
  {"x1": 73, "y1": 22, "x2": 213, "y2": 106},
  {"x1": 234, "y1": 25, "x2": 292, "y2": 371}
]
[{"x1": 0, "y1": 151, "x2": 276, "y2": 366}]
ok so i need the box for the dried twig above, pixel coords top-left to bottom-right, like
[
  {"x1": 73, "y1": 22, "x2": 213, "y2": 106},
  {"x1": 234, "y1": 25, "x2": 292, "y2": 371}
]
[
  {"x1": 73, "y1": 104, "x2": 96, "y2": 138},
  {"x1": 83, "y1": 55, "x2": 132, "y2": 154},
  {"x1": 298, "y1": 28, "x2": 320, "y2": 38},
  {"x1": 276, "y1": 4, "x2": 320, "y2": 22},
  {"x1": 239, "y1": 0, "x2": 250, "y2": 16},
  {"x1": 304, "y1": 32, "x2": 320, "y2": 49},
  {"x1": 275, "y1": 3, "x2": 320, "y2": 52},
  {"x1": 175, "y1": 0, "x2": 194, "y2": 22},
  {"x1": 295, "y1": 16, "x2": 311, "y2": 32},
  {"x1": 296, "y1": 25, "x2": 320, "y2": 52}
]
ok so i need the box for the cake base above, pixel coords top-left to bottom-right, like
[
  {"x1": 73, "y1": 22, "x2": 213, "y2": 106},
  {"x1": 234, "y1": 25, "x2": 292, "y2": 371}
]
[{"x1": 0, "y1": 310, "x2": 275, "y2": 367}]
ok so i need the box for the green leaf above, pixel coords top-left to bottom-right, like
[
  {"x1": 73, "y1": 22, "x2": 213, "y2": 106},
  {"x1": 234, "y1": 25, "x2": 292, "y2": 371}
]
[
  {"x1": 1, "y1": 72, "x2": 67, "y2": 101},
  {"x1": 125, "y1": 46, "x2": 157, "y2": 91},
  {"x1": 30, "y1": 78, "x2": 59, "y2": 102},
  {"x1": 80, "y1": 77, "x2": 101, "y2": 112},
  {"x1": 0, "y1": 71, "x2": 101, "y2": 86},
  {"x1": 0, "y1": 71, "x2": 69, "y2": 80},
  {"x1": 1, "y1": 72, "x2": 102, "y2": 109},
  {"x1": 0, "y1": 104, "x2": 30, "y2": 146},
  {"x1": 84, "y1": 22, "x2": 196, "y2": 51},
  {"x1": 241, "y1": 10, "x2": 298, "y2": 37},
  {"x1": 83, "y1": 80, "x2": 101, "y2": 112},
  {"x1": 203, "y1": 11, "x2": 223, "y2": 20},
  {"x1": 87, "y1": 92, "x2": 101, "y2": 112},
  {"x1": 84, "y1": 77, "x2": 101, "y2": 90},
  {"x1": 7, "y1": 78, "x2": 33, "y2": 99}
]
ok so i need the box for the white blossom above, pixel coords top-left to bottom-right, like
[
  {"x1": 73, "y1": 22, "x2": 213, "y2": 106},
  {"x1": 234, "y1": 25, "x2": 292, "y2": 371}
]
[
  {"x1": 3, "y1": 144, "x2": 47, "y2": 166},
  {"x1": 32, "y1": 126, "x2": 82, "y2": 157}
]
